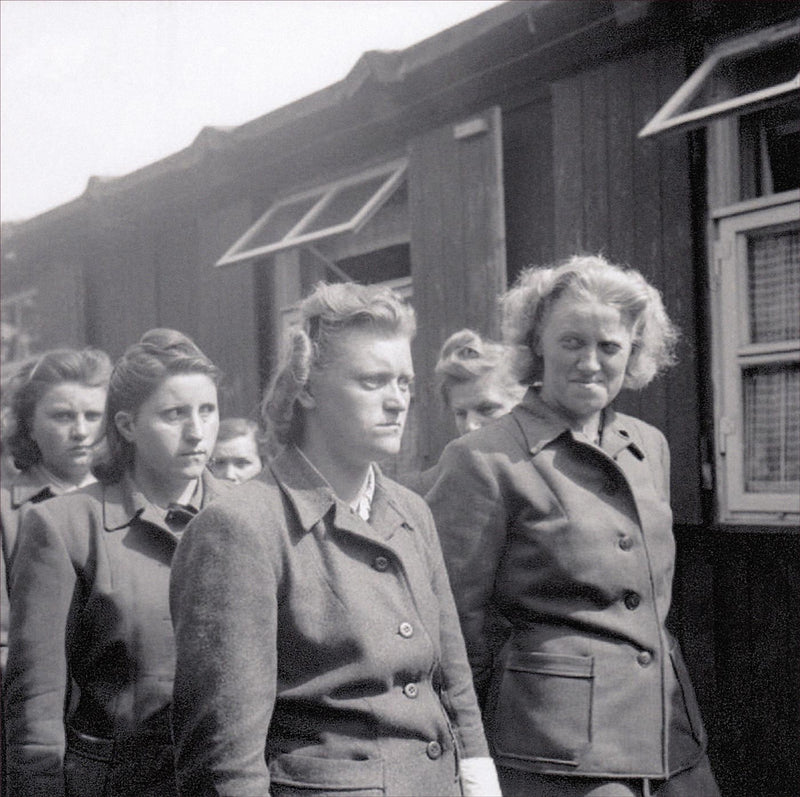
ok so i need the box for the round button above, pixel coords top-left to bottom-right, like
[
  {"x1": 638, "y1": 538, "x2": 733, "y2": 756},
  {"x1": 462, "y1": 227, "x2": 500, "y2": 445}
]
[
  {"x1": 624, "y1": 592, "x2": 641, "y2": 610},
  {"x1": 637, "y1": 651, "x2": 653, "y2": 667},
  {"x1": 426, "y1": 740, "x2": 442, "y2": 760},
  {"x1": 373, "y1": 556, "x2": 389, "y2": 572},
  {"x1": 403, "y1": 683, "x2": 419, "y2": 699},
  {"x1": 399, "y1": 622, "x2": 414, "y2": 638},
  {"x1": 618, "y1": 537, "x2": 633, "y2": 551}
]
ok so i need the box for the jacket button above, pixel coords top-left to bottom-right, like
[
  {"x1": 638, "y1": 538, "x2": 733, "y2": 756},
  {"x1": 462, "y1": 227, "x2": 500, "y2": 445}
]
[
  {"x1": 624, "y1": 591, "x2": 641, "y2": 610},
  {"x1": 373, "y1": 556, "x2": 389, "y2": 572},
  {"x1": 399, "y1": 622, "x2": 414, "y2": 638},
  {"x1": 637, "y1": 651, "x2": 653, "y2": 667},
  {"x1": 618, "y1": 536, "x2": 633, "y2": 551},
  {"x1": 403, "y1": 683, "x2": 419, "y2": 699},
  {"x1": 426, "y1": 740, "x2": 442, "y2": 760}
]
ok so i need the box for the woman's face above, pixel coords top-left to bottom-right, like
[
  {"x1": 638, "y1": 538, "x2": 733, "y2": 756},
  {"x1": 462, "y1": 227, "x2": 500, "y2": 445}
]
[
  {"x1": 116, "y1": 373, "x2": 219, "y2": 493},
  {"x1": 210, "y1": 434, "x2": 263, "y2": 484},
  {"x1": 30, "y1": 382, "x2": 107, "y2": 484},
  {"x1": 536, "y1": 295, "x2": 633, "y2": 424},
  {"x1": 303, "y1": 329, "x2": 414, "y2": 469},
  {"x1": 448, "y1": 371, "x2": 521, "y2": 436}
]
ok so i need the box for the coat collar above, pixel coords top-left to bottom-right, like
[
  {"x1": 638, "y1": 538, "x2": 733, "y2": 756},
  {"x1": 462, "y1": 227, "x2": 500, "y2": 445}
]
[
  {"x1": 102, "y1": 468, "x2": 227, "y2": 533},
  {"x1": 512, "y1": 387, "x2": 644, "y2": 461},
  {"x1": 8, "y1": 464, "x2": 60, "y2": 509},
  {"x1": 269, "y1": 444, "x2": 406, "y2": 539}
]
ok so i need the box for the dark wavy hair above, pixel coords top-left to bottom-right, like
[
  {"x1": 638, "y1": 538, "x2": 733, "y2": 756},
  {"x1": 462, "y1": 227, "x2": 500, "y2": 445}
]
[
  {"x1": 3, "y1": 347, "x2": 112, "y2": 472},
  {"x1": 93, "y1": 329, "x2": 220, "y2": 484},
  {"x1": 261, "y1": 282, "x2": 416, "y2": 447}
]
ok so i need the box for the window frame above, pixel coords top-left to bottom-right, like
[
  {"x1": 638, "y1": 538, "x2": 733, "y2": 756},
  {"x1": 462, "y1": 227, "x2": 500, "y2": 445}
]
[
  {"x1": 712, "y1": 191, "x2": 800, "y2": 526},
  {"x1": 215, "y1": 159, "x2": 407, "y2": 267},
  {"x1": 638, "y1": 18, "x2": 800, "y2": 139}
]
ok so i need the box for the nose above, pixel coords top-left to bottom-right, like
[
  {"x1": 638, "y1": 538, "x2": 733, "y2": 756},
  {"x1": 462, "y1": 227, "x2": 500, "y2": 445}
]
[
  {"x1": 464, "y1": 411, "x2": 483, "y2": 433},
  {"x1": 577, "y1": 346, "x2": 601, "y2": 372},
  {"x1": 384, "y1": 381, "x2": 409, "y2": 411},
  {"x1": 219, "y1": 462, "x2": 240, "y2": 483},
  {"x1": 71, "y1": 415, "x2": 89, "y2": 439},
  {"x1": 183, "y1": 412, "x2": 203, "y2": 441}
]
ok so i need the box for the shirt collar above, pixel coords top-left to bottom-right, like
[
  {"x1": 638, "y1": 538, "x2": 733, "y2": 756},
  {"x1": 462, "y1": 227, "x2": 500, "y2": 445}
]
[{"x1": 512, "y1": 387, "x2": 644, "y2": 460}]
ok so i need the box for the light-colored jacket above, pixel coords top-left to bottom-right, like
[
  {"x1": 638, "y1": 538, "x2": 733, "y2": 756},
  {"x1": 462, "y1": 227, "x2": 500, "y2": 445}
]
[
  {"x1": 4, "y1": 469, "x2": 229, "y2": 797},
  {"x1": 426, "y1": 388, "x2": 708, "y2": 779},
  {"x1": 170, "y1": 444, "x2": 489, "y2": 797}
]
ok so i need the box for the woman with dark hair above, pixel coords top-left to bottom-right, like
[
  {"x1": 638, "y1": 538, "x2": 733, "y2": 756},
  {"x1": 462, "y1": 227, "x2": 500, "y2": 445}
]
[
  {"x1": 209, "y1": 417, "x2": 265, "y2": 483},
  {"x1": 170, "y1": 283, "x2": 499, "y2": 797},
  {"x1": 428, "y1": 255, "x2": 719, "y2": 797},
  {"x1": 1, "y1": 347, "x2": 111, "y2": 673},
  {"x1": 5, "y1": 329, "x2": 229, "y2": 797}
]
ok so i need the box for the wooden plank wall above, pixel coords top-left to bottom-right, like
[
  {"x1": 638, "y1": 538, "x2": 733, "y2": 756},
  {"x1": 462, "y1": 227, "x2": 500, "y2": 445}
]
[
  {"x1": 551, "y1": 43, "x2": 702, "y2": 525},
  {"x1": 408, "y1": 106, "x2": 507, "y2": 467}
]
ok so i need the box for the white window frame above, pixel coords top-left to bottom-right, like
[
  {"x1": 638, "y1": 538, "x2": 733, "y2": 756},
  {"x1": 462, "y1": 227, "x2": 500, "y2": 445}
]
[
  {"x1": 639, "y1": 18, "x2": 800, "y2": 139},
  {"x1": 712, "y1": 191, "x2": 800, "y2": 526},
  {"x1": 215, "y1": 159, "x2": 407, "y2": 267}
]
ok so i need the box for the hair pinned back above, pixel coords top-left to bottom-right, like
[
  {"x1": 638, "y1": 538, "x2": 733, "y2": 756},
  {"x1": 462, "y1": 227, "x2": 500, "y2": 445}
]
[
  {"x1": 261, "y1": 282, "x2": 415, "y2": 447},
  {"x1": 94, "y1": 328, "x2": 220, "y2": 484},
  {"x1": 3, "y1": 347, "x2": 112, "y2": 471},
  {"x1": 501, "y1": 254, "x2": 678, "y2": 389},
  {"x1": 434, "y1": 329, "x2": 523, "y2": 406}
]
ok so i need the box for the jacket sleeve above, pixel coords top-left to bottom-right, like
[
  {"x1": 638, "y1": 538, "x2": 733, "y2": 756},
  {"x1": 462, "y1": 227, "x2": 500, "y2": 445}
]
[
  {"x1": 425, "y1": 439, "x2": 510, "y2": 707},
  {"x1": 170, "y1": 496, "x2": 280, "y2": 797},
  {"x1": 4, "y1": 504, "x2": 77, "y2": 797},
  {"x1": 416, "y1": 498, "x2": 490, "y2": 760}
]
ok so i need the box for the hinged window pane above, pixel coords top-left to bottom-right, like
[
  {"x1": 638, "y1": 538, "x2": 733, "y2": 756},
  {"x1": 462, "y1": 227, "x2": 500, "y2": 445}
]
[
  {"x1": 216, "y1": 159, "x2": 407, "y2": 267},
  {"x1": 639, "y1": 19, "x2": 800, "y2": 138}
]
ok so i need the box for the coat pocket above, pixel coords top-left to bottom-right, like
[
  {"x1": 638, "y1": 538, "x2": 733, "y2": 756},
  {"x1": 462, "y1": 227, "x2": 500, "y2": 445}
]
[
  {"x1": 270, "y1": 752, "x2": 385, "y2": 796},
  {"x1": 490, "y1": 650, "x2": 594, "y2": 767},
  {"x1": 64, "y1": 728, "x2": 112, "y2": 797}
]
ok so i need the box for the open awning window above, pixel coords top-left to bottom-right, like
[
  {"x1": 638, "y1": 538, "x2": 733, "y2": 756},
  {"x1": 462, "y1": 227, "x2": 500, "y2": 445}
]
[
  {"x1": 216, "y1": 159, "x2": 407, "y2": 267},
  {"x1": 639, "y1": 19, "x2": 799, "y2": 139}
]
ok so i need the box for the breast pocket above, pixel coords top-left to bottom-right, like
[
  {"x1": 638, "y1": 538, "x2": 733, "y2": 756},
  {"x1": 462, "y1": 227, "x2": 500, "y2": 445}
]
[{"x1": 490, "y1": 650, "x2": 594, "y2": 767}]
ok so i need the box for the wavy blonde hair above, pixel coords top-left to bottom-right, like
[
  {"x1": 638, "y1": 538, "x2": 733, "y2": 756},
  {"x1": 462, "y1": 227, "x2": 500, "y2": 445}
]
[
  {"x1": 261, "y1": 282, "x2": 416, "y2": 447},
  {"x1": 501, "y1": 254, "x2": 678, "y2": 389}
]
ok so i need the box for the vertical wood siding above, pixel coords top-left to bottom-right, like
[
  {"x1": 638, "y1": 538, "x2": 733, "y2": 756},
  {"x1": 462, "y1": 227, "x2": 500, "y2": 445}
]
[
  {"x1": 409, "y1": 106, "x2": 507, "y2": 466},
  {"x1": 551, "y1": 45, "x2": 702, "y2": 525}
]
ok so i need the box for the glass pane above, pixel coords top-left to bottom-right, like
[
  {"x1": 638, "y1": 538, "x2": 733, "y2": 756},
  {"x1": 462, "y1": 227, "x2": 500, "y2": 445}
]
[
  {"x1": 302, "y1": 175, "x2": 388, "y2": 235},
  {"x1": 246, "y1": 194, "x2": 321, "y2": 250},
  {"x1": 686, "y1": 39, "x2": 799, "y2": 113},
  {"x1": 747, "y1": 226, "x2": 800, "y2": 343},
  {"x1": 743, "y1": 363, "x2": 800, "y2": 493}
]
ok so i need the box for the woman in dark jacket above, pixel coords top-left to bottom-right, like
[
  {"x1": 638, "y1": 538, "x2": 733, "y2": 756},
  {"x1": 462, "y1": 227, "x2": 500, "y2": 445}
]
[
  {"x1": 427, "y1": 256, "x2": 720, "y2": 797},
  {"x1": 169, "y1": 282, "x2": 499, "y2": 797},
  {"x1": 1, "y1": 348, "x2": 111, "y2": 674},
  {"x1": 4, "y1": 329, "x2": 228, "y2": 797}
]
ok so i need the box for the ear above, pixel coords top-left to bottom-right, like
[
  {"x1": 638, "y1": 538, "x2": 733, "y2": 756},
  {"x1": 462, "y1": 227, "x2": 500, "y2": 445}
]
[
  {"x1": 296, "y1": 386, "x2": 316, "y2": 410},
  {"x1": 114, "y1": 411, "x2": 136, "y2": 442}
]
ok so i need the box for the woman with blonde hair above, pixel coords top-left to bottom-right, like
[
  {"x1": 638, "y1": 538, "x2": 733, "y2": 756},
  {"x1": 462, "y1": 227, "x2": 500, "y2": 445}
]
[
  {"x1": 428, "y1": 255, "x2": 719, "y2": 797},
  {"x1": 170, "y1": 282, "x2": 499, "y2": 797}
]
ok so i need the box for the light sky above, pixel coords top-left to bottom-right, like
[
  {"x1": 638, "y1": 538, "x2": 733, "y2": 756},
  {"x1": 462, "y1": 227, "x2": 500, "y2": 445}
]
[{"x1": 1, "y1": 0, "x2": 504, "y2": 222}]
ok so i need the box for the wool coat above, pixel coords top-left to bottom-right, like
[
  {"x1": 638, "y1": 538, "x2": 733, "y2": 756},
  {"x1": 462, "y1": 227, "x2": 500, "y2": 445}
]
[
  {"x1": 169, "y1": 444, "x2": 490, "y2": 797},
  {"x1": 426, "y1": 388, "x2": 709, "y2": 780},
  {"x1": 3, "y1": 469, "x2": 229, "y2": 797},
  {"x1": 1, "y1": 465, "x2": 61, "y2": 675}
]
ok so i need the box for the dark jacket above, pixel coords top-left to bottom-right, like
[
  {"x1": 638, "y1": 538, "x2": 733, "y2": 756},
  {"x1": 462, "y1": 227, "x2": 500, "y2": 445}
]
[
  {"x1": 1, "y1": 465, "x2": 62, "y2": 675},
  {"x1": 170, "y1": 444, "x2": 489, "y2": 797},
  {"x1": 3, "y1": 469, "x2": 229, "y2": 797},
  {"x1": 426, "y1": 388, "x2": 708, "y2": 779}
]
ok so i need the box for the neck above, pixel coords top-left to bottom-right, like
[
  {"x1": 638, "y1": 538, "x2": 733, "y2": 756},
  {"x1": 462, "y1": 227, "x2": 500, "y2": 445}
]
[
  {"x1": 297, "y1": 440, "x2": 370, "y2": 505},
  {"x1": 37, "y1": 462, "x2": 94, "y2": 493},
  {"x1": 131, "y1": 464, "x2": 199, "y2": 509},
  {"x1": 537, "y1": 392, "x2": 604, "y2": 442}
]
